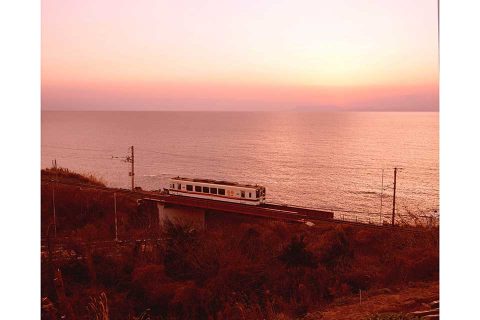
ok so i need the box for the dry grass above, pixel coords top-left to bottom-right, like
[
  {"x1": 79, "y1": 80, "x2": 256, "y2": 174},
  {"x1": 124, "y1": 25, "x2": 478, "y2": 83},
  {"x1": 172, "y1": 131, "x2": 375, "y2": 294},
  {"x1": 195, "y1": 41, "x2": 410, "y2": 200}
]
[
  {"x1": 305, "y1": 281, "x2": 438, "y2": 320},
  {"x1": 42, "y1": 220, "x2": 438, "y2": 319},
  {"x1": 42, "y1": 166, "x2": 106, "y2": 187},
  {"x1": 41, "y1": 169, "x2": 439, "y2": 319}
]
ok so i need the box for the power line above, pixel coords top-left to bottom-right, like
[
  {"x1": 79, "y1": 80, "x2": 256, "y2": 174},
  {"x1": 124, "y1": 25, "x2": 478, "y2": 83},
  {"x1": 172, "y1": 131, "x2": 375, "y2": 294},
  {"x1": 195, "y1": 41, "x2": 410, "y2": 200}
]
[
  {"x1": 41, "y1": 179, "x2": 439, "y2": 227},
  {"x1": 138, "y1": 147, "x2": 224, "y2": 163},
  {"x1": 40, "y1": 178, "x2": 141, "y2": 196},
  {"x1": 44, "y1": 154, "x2": 113, "y2": 161},
  {"x1": 138, "y1": 147, "x2": 415, "y2": 170},
  {"x1": 41, "y1": 177, "x2": 359, "y2": 216},
  {"x1": 42, "y1": 145, "x2": 116, "y2": 153},
  {"x1": 42, "y1": 145, "x2": 438, "y2": 220},
  {"x1": 42, "y1": 145, "x2": 440, "y2": 172}
]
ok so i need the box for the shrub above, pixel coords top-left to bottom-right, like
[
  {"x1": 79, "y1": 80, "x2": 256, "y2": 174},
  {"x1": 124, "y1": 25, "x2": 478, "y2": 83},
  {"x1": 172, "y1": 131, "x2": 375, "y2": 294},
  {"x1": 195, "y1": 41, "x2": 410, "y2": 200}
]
[
  {"x1": 170, "y1": 281, "x2": 210, "y2": 319},
  {"x1": 279, "y1": 236, "x2": 317, "y2": 269},
  {"x1": 42, "y1": 167, "x2": 106, "y2": 186},
  {"x1": 61, "y1": 260, "x2": 90, "y2": 286},
  {"x1": 92, "y1": 253, "x2": 134, "y2": 290},
  {"x1": 316, "y1": 226, "x2": 353, "y2": 268},
  {"x1": 365, "y1": 312, "x2": 421, "y2": 320},
  {"x1": 162, "y1": 220, "x2": 219, "y2": 282},
  {"x1": 129, "y1": 264, "x2": 178, "y2": 316},
  {"x1": 41, "y1": 171, "x2": 439, "y2": 320}
]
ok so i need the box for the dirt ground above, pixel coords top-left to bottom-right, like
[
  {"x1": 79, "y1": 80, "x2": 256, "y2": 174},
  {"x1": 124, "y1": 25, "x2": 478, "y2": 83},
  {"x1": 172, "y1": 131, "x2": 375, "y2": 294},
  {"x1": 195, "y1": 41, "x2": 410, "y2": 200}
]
[{"x1": 304, "y1": 281, "x2": 439, "y2": 320}]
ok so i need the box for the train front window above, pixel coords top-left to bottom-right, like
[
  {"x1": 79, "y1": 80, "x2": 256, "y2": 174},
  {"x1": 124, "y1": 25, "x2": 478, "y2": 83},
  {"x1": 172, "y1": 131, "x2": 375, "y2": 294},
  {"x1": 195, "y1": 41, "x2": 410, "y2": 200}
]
[
  {"x1": 241, "y1": 191, "x2": 245, "y2": 198},
  {"x1": 186, "y1": 185, "x2": 193, "y2": 191},
  {"x1": 203, "y1": 186, "x2": 209, "y2": 193},
  {"x1": 218, "y1": 188, "x2": 225, "y2": 195},
  {"x1": 195, "y1": 186, "x2": 202, "y2": 192},
  {"x1": 210, "y1": 188, "x2": 217, "y2": 194}
]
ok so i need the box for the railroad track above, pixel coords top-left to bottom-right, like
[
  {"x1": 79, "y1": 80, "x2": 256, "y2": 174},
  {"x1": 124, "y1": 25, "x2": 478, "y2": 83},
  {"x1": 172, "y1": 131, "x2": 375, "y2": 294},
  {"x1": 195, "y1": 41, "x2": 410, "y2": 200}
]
[{"x1": 42, "y1": 178, "x2": 434, "y2": 233}]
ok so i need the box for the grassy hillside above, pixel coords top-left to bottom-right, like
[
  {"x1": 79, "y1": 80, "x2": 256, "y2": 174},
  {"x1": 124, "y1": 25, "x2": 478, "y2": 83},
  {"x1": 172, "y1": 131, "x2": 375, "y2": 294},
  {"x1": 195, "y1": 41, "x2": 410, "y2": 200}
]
[
  {"x1": 41, "y1": 167, "x2": 156, "y2": 241},
  {"x1": 41, "y1": 168, "x2": 439, "y2": 320},
  {"x1": 42, "y1": 167, "x2": 106, "y2": 187}
]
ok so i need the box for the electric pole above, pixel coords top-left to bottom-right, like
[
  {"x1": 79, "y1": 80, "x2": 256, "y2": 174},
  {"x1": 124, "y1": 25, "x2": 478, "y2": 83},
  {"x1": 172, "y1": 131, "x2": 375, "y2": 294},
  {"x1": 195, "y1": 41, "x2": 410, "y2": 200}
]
[
  {"x1": 391, "y1": 167, "x2": 397, "y2": 226},
  {"x1": 52, "y1": 182, "x2": 57, "y2": 238},
  {"x1": 380, "y1": 169, "x2": 384, "y2": 225},
  {"x1": 112, "y1": 146, "x2": 135, "y2": 190},
  {"x1": 114, "y1": 192, "x2": 118, "y2": 241},
  {"x1": 129, "y1": 146, "x2": 134, "y2": 190},
  {"x1": 51, "y1": 159, "x2": 58, "y2": 237}
]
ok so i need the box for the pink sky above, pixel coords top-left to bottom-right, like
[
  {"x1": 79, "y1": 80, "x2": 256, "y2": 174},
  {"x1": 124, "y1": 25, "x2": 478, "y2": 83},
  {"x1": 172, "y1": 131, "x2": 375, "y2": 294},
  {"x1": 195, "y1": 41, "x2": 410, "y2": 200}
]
[{"x1": 42, "y1": 0, "x2": 438, "y2": 111}]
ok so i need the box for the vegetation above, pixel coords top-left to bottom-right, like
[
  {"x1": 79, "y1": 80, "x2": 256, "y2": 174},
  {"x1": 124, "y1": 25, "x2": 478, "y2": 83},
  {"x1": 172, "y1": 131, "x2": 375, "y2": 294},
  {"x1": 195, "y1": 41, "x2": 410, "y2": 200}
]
[
  {"x1": 43, "y1": 167, "x2": 106, "y2": 187},
  {"x1": 41, "y1": 169, "x2": 439, "y2": 319},
  {"x1": 365, "y1": 313, "x2": 421, "y2": 320}
]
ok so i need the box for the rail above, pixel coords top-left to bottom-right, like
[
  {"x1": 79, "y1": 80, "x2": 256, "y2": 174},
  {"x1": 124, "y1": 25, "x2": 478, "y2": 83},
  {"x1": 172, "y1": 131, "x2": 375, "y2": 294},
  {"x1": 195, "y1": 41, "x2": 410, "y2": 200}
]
[{"x1": 42, "y1": 178, "x2": 439, "y2": 228}]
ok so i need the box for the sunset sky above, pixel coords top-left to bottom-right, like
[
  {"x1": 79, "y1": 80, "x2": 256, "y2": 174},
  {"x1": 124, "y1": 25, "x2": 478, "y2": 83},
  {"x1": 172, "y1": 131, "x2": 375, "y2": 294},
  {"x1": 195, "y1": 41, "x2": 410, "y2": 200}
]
[{"x1": 42, "y1": 0, "x2": 438, "y2": 111}]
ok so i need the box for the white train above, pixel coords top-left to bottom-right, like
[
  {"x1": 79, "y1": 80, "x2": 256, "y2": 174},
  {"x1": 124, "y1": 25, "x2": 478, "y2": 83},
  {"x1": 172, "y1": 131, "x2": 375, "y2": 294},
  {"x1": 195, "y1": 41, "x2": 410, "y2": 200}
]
[{"x1": 168, "y1": 177, "x2": 266, "y2": 205}]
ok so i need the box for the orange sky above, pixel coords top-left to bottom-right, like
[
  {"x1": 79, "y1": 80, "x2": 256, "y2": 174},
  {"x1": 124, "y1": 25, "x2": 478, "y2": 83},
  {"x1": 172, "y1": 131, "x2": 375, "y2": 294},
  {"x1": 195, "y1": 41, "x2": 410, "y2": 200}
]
[{"x1": 42, "y1": 0, "x2": 438, "y2": 111}]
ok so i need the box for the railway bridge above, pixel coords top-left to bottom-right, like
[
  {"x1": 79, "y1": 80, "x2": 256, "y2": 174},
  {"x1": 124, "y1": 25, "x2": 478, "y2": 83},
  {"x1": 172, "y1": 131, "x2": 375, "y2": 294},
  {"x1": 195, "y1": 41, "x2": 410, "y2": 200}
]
[{"x1": 139, "y1": 194, "x2": 334, "y2": 229}]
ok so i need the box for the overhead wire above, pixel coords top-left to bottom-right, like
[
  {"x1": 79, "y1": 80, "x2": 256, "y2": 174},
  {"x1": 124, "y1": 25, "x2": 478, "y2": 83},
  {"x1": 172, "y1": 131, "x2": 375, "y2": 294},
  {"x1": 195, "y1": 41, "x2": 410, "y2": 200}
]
[
  {"x1": 41, "y1": 179, "x2": 438, "y2": 226},
  {"x1": 42, "y1": 144, "x2": 438, "y2": 220},
  {"x1": 42, "y1": 145, "x2": 116, "y2": 153},
  {"x1": 42, "y1": 145, "x2": 440, "y2": 171}
]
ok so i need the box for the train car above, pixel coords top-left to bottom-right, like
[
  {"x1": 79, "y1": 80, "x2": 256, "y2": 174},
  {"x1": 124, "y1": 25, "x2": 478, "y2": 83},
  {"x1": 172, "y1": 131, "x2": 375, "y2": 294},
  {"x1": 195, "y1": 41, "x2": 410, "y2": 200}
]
[{"x1": 168, "y1": 177, "x2": 266, "y2": 205}]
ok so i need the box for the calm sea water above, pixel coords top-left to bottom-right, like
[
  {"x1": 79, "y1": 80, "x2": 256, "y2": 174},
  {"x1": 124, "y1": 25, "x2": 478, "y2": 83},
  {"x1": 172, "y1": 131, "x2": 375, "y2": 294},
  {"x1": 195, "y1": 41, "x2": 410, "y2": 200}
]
[{"x1": 41, "y1": 111, "x2": 439, "y2": 221}]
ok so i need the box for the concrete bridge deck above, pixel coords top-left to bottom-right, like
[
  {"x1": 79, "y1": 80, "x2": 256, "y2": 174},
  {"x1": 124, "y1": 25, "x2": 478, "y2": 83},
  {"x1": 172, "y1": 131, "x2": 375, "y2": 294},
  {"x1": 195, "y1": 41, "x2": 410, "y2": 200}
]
[{"x1": 142, "y1": 194, "x2": 334, "y2": 223}]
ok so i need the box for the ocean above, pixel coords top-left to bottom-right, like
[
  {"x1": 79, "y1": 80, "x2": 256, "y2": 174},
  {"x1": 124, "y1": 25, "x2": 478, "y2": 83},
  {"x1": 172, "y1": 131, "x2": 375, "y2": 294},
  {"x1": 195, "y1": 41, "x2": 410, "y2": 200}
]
[{"x1": 41, "y1": 111, "x2": 439, "y2": 222}]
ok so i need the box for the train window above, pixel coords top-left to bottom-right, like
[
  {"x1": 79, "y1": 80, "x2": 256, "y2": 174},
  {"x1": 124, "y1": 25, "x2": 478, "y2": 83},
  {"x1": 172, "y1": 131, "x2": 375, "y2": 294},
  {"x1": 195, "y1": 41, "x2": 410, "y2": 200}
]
[
  {"x1": 218, "y1": 188, "x2": 225, "y2": 195},
  {"x1": 186, "y1": 185, "x2": 193, "y2": 191},
  {"x1": 177, "y1": 183, "x2": 181, "y2": 190},
  {"x1": 249, "y1": 192, "x2": 252, "y2": 198},
  {"x1": 256, "y1": 190, "x2": 260, "y2": 197},
  {"x1": 210, "y1": 188, "x2": 218, "y2": 194},
  {"x1": 241, "y1": 191, "x2": 245, "y2": 198},
  {"x1": 195, "y1": 185, "x2": 202, "y2": 192},
  {"x1": 203, "y1": 186, "x2": 209, "y2": 193}
]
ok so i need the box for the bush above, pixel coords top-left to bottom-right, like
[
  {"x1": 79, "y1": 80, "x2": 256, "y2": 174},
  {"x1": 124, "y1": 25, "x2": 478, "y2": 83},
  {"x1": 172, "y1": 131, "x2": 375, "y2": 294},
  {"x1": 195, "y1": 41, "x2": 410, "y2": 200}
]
[
  {"x1": 41, "y1": 172, "x2": 439, "y2": 320},
  {"x1": 92, "y1": 253, "x2": 133, "y2": 290},
  {"x1": 162, "y1": 220, "x2": 220, "y2": 282},
  {"x1": 279, "y1": 236, "x2": 317, "y2": 269},
  {"x1": 365, "y1": 313, "x2": 421, "y2": 320},
  {"x1": 130, "y1": 264, "x2": 178, "y2": 316},
  {"x1": 61, "y1": 260, "x2": 90, "y2": 286},
  {"x1": 315, "y1": 226, "x2": 353, "y2": 269},
  {"x1": 42, "y1": 167, "x2": 106, "y2": 186}
]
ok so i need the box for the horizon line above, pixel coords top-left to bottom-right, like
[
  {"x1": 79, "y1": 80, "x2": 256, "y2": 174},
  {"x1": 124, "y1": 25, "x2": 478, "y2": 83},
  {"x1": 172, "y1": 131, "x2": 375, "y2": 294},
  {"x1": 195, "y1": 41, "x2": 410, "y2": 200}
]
[{"x1": 41, "y1": 109, "x2": 439, "y2": 112}]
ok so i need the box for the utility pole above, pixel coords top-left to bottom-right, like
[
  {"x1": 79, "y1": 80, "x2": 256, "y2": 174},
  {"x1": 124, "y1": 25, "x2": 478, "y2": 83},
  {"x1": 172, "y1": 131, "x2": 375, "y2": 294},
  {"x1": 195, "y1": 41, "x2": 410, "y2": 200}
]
[
  {"x1": 52, "y1": 159, "x2": 58, "y2": 237},
  {"x1": 129, "y1": 146, "x2": 134, "y2": 190},
  {"x1": 114, "y1": 192, "x2": 118, "y2": 241},
  {"x1": 112, "y1": 146, "x2": 135, "y2": 190},
  {"x1": 391, "y1": 167, "x2": 397, "y2": 226},
  {"x1": 52, "y1": 183, "x2": 57, "y2": 237},
  {"x1": 380, "y1": 169, "x2": 384, "y2": 224}
]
